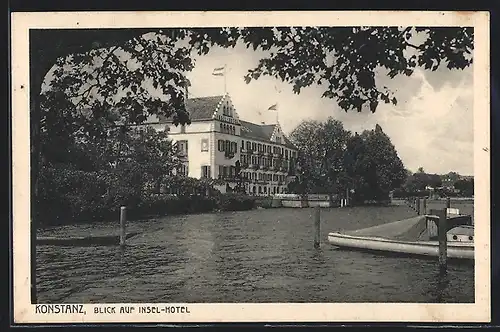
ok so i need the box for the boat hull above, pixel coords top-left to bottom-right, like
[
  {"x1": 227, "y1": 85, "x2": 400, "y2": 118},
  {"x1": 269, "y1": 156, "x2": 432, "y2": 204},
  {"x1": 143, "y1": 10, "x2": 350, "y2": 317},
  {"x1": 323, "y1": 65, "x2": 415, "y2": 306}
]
[{"x1": 327, "y1": 233, "x2": 474, "y2": 260}]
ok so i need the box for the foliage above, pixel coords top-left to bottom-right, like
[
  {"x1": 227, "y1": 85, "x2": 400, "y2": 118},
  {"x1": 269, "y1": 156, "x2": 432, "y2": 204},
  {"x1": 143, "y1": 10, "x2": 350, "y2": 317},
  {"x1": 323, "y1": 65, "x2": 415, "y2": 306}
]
[
  {"x1": 347, "y1": 125, "x2": 406, "y2": 202},
  {"x1": 289, "y1": 119, "x2": 406, "y2": 203},
  {"x1": 215, "y1": 192, "x2": 256, "y2": 211},
  {"x1": 36, "y1": 27, "x2": 473, "y2": 147},
  {"x1": 254, "y1": 197, "x2": 274, "y2": 209},
  {"x1": 238, "y1": 27, "x2": 473, "y2": 112},
  {"x1": 402, "y1": 171, "x2": 443, "y2": 192},
  {"x1": 31, "y1": 27, "x2": 473, "y2": 223},
  {"x1": 454, "y1": 178, "x2": 474, "y2": 197},
  {"x1": 37, "y1": 165, "x2": 256, "y2": 226},
  {"x1": 289, "y1": 118, "x2": 351, "y2": 194}
]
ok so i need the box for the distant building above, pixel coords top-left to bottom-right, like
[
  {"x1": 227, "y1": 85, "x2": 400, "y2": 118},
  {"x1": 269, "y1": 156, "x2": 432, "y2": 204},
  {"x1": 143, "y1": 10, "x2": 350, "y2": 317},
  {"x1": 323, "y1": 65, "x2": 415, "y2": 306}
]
[{"x1": 145, "y1": 94, "x2": 298, "y2": 195}]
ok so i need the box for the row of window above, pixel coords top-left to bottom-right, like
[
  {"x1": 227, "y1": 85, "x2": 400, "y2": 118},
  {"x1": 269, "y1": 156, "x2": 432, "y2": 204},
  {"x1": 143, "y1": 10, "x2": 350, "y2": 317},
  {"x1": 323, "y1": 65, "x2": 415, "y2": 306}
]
[
  {"x1": 177, "y1": 138, "x2": 296, "y2": 158},
  {"x1": 241, "y1": 140, "x2": 296, "y2": 159},
  {"x1": 219, "y1": 165, "x2": 237, "y2": 178},
  {"x1": 242, "y1": 171, "x2": 287, "y2": 182},
  {"x1": 240, "y1": 154, "x2": 292, "y2": 168},
  {"x1": 200, "y1": 165, "x2": 287, "y2": 182},
  {"x1": 217, "y1": 139, "x2": 238, "y2": 153},
  {"x1": 246, "y1": 185, "x2": 287, "y2": 195},
  {"x1": 220, "y1": 122, "x2": 236, "y2": 135},
  {"x1": 222, "y1": 105, "x2": 233, "y2": 117}
]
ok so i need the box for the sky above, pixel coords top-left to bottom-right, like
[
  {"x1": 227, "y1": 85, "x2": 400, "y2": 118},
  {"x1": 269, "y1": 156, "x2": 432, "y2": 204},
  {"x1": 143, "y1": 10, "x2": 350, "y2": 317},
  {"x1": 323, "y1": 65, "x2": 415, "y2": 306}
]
[
  {"x1": 41, "y1": 30, "x2": 474, "y2": 176},
  {"x1": 185, "y1": 42, "x2": 474, "y2": 176}
]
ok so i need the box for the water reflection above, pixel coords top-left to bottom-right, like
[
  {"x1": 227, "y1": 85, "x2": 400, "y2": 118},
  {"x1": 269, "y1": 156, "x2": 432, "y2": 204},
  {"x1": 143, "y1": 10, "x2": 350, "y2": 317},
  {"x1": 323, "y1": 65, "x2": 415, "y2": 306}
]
[{"x1": 36, "y1": 206, "x2": 474, "y2": 303}]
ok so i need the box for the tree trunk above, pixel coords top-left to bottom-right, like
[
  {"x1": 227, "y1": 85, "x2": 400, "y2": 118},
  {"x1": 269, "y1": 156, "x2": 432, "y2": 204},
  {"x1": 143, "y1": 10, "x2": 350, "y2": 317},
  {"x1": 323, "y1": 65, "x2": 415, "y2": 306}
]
[
  {"x1": 30, "y1": 43, "x2": 53, "y2": 305},
  {"x1": 30, "y1": 75, "x2": 41, "y2": 304}
]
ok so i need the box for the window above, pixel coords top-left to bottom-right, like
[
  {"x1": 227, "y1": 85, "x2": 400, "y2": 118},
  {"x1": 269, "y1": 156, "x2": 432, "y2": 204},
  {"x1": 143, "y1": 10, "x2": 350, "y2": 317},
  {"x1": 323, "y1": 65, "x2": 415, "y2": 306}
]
[
  {"x1": 241, "y1": 140, "x2": 245, "y2": 151},
  {"x1": 252, "y1": 142, "x2": 256, "y2": 151},
  {"x1": 177, "y1": 140, "x2": 188, "y2": 155},
  {"x1": 247, "y1": 141, "x2": 251, "y2": 151},
  {"x1": 218, "y1": 140, "x2": 223, "y2": 151},
  {"x1": 285, "y1": 150, "x2": 289, "y2": 158},
  {"x1": 258, "y1": 143, "x2": 262, "y2": 152},
  {"x1": 201, "y1": 166, "x2": 211, "y2": 178}
]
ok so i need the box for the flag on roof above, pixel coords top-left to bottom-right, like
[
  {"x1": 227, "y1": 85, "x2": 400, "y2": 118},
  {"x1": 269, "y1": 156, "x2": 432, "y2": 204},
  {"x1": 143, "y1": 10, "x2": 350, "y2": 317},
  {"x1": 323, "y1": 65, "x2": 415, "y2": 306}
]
[
  {"x1": 267, "y1": 103, "x2": 278, "y2": 111},
  {"x1": 212, "y1": 66, "x2": 225, "y2": 76}
]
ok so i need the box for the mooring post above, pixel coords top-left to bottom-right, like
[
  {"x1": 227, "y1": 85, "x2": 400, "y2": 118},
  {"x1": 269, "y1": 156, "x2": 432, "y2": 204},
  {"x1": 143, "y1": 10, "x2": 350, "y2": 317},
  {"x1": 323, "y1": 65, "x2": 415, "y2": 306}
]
[
  {"x1": 437, "y1": 207, "x2": 448, "y2": 271},
  {"x1": 423, "y1": 197, "x2": 427, "y2": 215},
  {"x1": 446, "y1": 197, "x2": 451, "y2": 209},
  {"x1": 416, "y1": 197, "x2": 421, "y2": 215},
  {"x1": 314, "y1": 206, "x2": 320, "y2": 249},
  {"x1": 120, "y1": 206, "x2": 127, "y2": 247}
]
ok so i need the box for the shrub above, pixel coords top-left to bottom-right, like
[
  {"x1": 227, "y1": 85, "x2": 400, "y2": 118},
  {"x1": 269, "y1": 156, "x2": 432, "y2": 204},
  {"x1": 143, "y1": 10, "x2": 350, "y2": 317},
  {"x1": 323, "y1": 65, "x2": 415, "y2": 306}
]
[{"x1": 216, "y1": 192, "x2": 256, "y2": 211}]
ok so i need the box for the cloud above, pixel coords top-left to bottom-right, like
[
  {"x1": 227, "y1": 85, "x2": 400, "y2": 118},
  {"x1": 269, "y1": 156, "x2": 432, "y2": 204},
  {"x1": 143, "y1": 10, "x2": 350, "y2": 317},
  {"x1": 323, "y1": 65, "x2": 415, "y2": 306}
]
[
  {"x1": 41, "y1": 35, "x2": 474, "y2": 176},
  {"x1": 187, "y1": 43, "x2": 474, "y2": 175}
]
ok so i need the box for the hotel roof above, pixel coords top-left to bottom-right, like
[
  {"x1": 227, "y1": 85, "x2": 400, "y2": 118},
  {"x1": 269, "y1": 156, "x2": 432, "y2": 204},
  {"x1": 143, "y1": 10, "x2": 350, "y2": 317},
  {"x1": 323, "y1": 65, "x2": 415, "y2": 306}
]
[{"x1": 157, "y1": 95, "x2": 297, "y2": 150}]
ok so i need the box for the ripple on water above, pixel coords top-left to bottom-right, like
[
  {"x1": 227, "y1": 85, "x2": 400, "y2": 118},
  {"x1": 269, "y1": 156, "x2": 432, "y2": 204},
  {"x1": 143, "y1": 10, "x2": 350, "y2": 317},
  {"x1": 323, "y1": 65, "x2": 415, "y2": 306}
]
[{"x1": 36, "y1": 206, "x2": 474, "y2": 303}]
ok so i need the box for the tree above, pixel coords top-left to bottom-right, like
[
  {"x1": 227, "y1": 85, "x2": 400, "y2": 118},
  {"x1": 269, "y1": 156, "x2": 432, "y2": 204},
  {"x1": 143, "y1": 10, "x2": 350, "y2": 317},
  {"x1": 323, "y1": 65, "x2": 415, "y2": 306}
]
[
  {"x1": 347, "y1": 124, "x2": 406, "y2": 202},
  {"x1": 454, "y1": 178, "x2": 474, "y2": 197},
  {"x1": 289, "y1": 118, "x2": 352, "y2": 195},
  {"x1": 33, "y1": 26, "x2": 474, "y2": 204},
  {"x1": 403, "y1": 171, "x2": 443, "y2": 193}
]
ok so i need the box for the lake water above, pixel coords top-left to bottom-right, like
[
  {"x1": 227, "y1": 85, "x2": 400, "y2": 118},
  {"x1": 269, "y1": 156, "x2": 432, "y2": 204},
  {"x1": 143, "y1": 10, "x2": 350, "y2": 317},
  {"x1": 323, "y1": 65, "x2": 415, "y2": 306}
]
[{"x1": 36, "y1": 203, "x2": 474, "y2": 303}]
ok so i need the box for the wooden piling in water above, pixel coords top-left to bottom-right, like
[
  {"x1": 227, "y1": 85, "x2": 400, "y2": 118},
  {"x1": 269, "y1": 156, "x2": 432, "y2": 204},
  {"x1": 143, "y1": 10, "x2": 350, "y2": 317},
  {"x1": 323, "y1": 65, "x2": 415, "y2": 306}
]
[
  {"x1": 437, "y1": 208, "x2": 448, "y2": 270},
  {"x1": 120, "y1": 206, "x2": 127, "y2": 247},
  {"x1": 446, "y1": 197, "x2": 451, "y2": 209},
  {"x1": 314, "y1": 206, "x2": 320, "y2": 249}
]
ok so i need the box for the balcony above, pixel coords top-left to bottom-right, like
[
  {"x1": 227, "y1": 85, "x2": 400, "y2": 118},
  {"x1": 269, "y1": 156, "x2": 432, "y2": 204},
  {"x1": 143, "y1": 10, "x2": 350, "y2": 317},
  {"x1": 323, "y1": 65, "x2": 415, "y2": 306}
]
[{"x1": 218, "y1": 175, "x2": 239, "y2": 182}]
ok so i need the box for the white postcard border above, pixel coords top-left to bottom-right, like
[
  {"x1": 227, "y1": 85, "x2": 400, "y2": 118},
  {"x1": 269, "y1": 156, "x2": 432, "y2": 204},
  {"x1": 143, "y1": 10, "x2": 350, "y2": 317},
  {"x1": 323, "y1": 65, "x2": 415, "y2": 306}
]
[{"x1": 11, "y1": 10, "x2": 491, "y2": 323}]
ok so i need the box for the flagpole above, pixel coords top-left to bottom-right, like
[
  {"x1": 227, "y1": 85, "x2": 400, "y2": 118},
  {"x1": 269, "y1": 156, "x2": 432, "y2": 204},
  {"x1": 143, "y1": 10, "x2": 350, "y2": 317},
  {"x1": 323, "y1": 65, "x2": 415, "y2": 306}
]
[{"x1": 224, "y1": 64, "x2": 227, "y2": 95}]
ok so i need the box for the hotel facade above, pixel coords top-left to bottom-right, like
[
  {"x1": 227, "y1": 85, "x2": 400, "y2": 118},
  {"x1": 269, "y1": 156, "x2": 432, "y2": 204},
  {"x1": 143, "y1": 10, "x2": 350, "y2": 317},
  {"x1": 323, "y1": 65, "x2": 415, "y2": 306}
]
[{"x1": 146, "y1": 94, "x2": 298, "y2": 195}]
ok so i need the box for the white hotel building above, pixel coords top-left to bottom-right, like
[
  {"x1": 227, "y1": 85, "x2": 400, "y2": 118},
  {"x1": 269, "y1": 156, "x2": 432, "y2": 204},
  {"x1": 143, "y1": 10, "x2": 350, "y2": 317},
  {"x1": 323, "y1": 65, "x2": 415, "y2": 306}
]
[{"x1": 146, "y1": 94, "x2": 298, "y2": 195}]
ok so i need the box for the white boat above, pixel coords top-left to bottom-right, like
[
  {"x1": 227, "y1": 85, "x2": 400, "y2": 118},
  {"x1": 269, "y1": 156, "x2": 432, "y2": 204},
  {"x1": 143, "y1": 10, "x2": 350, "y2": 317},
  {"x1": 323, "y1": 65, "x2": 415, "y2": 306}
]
[
  {"x1": 327, "y1": 213, "x2": 474, "y2": 260},
  {"x1": 327, "y1": 232, "x2": 474, "y2": 260}
]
